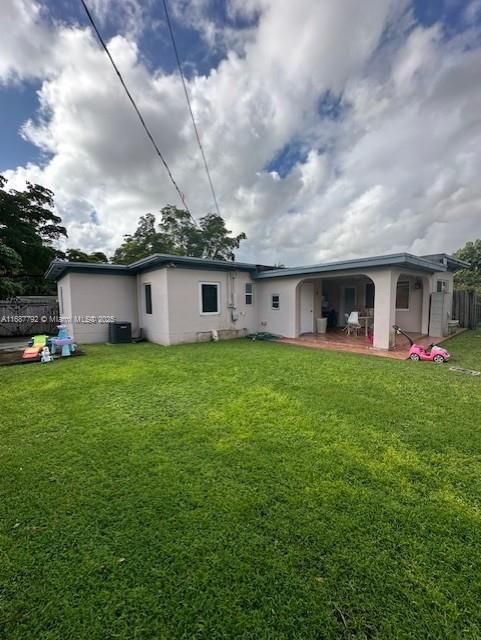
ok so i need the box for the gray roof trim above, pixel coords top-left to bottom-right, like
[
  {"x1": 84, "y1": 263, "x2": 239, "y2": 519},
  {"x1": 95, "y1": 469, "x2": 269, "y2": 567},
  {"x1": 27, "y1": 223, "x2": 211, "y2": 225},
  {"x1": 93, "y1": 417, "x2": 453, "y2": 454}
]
[
  {"x1": 45, "y1": 261, "x2": 129, "y2": 280},
  {"x1": 45, "y1": 253, "x2": 269, "y2": 280},
  {"x1": 128, "y1": 253, "x2": 263, "y2": 272},
  {"x1": 253, "y1": 253, "x2": 448, "y2": 279},
  {"x1": 420, "y1": 253, "x2": 470, "y2": 269},
  {"x1": 45, "y1": 251, "x2": 460, "y2": 282}
]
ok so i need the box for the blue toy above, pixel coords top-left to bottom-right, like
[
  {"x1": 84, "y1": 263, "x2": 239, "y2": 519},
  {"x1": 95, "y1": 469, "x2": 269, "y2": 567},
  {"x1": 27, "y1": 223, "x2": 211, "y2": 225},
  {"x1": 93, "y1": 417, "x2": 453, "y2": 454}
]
[{"x1": 50, "y1": 325, "x2": 76, "y2": 357}]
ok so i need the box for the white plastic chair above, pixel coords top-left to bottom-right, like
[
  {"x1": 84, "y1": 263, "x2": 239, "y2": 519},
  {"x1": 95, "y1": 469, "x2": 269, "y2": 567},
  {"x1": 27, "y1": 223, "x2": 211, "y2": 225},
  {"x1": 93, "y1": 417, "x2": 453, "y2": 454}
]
[{"x1": 346, "y1": 311, "x2": 361, "y2": 336}]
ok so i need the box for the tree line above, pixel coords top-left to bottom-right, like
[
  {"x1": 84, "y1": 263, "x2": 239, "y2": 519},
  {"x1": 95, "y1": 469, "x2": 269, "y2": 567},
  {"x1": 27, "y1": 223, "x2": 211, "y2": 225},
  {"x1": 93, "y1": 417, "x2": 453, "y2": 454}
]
[
  {"x1": 0, "y1": 176, "x2": 246, "y2": 298},
  {"x1": 1, "y1": 174, "x2": 480, "y2": 298}
]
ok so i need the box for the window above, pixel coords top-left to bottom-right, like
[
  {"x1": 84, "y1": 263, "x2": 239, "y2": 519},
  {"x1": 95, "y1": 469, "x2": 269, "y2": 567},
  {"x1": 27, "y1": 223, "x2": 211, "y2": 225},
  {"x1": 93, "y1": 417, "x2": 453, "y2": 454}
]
[
  {"x1": 437, "y1": 280, "x2": 449, "y2": 293},
  {"x1": 200, "y1": 282, "x2": 220, "y2": 314},
  {"x1": 272, "y1": 294, "x2": 280, "y2": 310},
  {"x1": 245, "y1": 283, "x2": 254, "y2": 305},
  {"x1": 396, "y1": 280, "x2": 409, "y2": 310},
  {"x1": 365, "y1": 282, "x2": 375, "y2": 309},
  {"x1": 144, "y1": 283, "x2": 152, "y2": 315}
]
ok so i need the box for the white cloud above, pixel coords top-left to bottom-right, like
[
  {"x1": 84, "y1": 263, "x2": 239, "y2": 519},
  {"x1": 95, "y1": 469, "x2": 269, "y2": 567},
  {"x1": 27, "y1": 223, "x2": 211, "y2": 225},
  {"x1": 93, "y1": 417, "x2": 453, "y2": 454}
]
[
  {"x1": 87, "y1": 0, "x2": 150, "y2": 37},
  {"x1": 1, "y1": 0, "x2": 481, "y2": 264},
  {"x1": 0, "y1": 0, "x2": 54, "y2": 82}
]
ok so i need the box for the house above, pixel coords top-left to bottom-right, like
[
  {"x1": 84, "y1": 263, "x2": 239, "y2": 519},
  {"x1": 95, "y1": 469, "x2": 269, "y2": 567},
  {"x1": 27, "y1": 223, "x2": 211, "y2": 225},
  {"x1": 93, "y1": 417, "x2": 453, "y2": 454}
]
[{"x1": 45, "y1": 252, "x2": 467, "y2": 350}]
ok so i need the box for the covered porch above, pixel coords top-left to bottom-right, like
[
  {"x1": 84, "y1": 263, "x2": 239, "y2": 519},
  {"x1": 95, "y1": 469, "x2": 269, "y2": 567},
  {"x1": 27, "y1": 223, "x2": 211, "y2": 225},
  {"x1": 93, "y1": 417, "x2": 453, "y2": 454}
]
[
  {"x1": 296, "y1": 269, "x2": 432, "y2": 351},
  {"x1": 255, "y1": 253, "x2": 456, "y2": 352}
]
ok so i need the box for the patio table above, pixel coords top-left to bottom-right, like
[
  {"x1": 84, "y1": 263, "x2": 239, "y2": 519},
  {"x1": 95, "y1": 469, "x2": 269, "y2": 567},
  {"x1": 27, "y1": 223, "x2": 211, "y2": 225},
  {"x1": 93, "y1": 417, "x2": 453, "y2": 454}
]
[{"x1": 359, "y1": 316, "x2": 373, "y2": 337}]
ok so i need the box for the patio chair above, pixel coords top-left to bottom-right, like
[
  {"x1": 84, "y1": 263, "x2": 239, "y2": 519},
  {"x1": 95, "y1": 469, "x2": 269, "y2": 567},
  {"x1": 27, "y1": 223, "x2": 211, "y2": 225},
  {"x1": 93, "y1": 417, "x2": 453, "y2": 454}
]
[{"x1": 346, "y1": 311, "x2": 361, "y2": 336}]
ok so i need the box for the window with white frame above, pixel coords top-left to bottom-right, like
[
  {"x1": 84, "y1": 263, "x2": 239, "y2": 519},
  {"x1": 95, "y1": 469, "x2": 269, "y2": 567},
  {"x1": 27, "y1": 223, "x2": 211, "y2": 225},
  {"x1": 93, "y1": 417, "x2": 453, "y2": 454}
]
[
  {"x1": 59, "y1": 286, "x2": 64, "y2": 315},
  {"x1": 271, "y1": 294, "x2": 280, "y2": 310},
  {"x1": 396, "y1": 280, "x2": 409, "y2": 310},
  {"x1": 200, "y1": 282, "x2": 220, "y2": 314},
  {"x1": 437, "y1": 280, "x2": 449, "y2": 293},
  {"x1": 245, "y1": 282, "x2": 254, "y2": 305}
]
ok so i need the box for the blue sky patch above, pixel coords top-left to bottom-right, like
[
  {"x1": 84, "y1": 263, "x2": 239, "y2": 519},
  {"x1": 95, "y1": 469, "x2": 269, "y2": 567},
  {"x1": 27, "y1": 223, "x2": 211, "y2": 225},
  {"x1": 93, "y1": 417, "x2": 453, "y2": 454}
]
[
  {"x1": 264, "y1": 142, "x2": 309, "y2": 179},
  {"x1": 0, "y1": 81, "x2": 44, "y2": 171}
]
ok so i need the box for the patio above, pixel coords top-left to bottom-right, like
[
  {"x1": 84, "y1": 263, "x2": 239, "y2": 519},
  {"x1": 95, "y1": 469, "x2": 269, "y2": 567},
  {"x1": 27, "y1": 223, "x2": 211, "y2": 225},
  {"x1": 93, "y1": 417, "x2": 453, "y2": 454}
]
[{"x1": 281, "y1": 329, "x2": 456, "y2": 360}]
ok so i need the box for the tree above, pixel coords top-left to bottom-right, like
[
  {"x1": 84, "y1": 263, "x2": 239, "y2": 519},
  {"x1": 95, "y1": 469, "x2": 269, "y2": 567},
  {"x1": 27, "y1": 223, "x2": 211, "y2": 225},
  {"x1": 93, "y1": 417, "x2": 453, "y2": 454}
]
[
  {"x1": 0, "y1": 175, "x2": 67, "y2": 295},
  {"x1": 0, "y1": 242, "x2": 22, "y2": 298},
  {"x1": 158, "y1": 205, "x2": 198, "y2": 256},
  {"x1": 454, "y1": 240, "x2": 481, "y2": 292},
  {"x1": 112, "y1": 206, "x2": 246, "y2": 264},
  {"x1": 66, "y1": 248, "x2": 108, "y2": 263},
  {"x1": 112, "y1": 213, "x2": 174, "y2": 264},
  {"x1": 197, "y1": 213, "x2": 246, "y2": 261}
]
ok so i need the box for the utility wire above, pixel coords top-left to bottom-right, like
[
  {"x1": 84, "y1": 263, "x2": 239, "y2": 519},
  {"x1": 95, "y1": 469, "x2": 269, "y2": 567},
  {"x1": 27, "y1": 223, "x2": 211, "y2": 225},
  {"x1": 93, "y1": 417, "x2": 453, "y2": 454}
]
[
  {"x1": 79, "y1": 0, "x2": 196, "y2": 224},
  {"x1": 161, "y1": 0, "x2": 222, "y2": 218}
]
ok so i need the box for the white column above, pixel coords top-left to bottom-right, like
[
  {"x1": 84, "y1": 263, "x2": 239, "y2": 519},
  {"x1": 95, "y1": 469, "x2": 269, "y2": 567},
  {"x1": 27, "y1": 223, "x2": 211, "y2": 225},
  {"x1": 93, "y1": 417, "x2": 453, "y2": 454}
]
[
  {"x1": 421, "y1": 276, "x2": 431, "y2": 335},
  {"x1": 371, "y1": 269, "x2": 399, "y2": 350}
]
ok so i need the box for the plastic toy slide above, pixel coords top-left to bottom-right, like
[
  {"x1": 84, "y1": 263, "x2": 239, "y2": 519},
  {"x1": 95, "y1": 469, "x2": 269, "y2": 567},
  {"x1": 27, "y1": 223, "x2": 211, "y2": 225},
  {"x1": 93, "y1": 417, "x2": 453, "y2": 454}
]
[{"x1": 22, "y1": 335, "x2": 49, "y2": 361}]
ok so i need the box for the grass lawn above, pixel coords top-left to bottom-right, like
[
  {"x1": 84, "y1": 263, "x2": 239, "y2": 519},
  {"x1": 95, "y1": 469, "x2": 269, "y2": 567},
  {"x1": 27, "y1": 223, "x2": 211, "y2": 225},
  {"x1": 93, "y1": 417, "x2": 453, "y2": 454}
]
[{"x1": 1, "y1": 332, "x2": 481, "y2": 639}]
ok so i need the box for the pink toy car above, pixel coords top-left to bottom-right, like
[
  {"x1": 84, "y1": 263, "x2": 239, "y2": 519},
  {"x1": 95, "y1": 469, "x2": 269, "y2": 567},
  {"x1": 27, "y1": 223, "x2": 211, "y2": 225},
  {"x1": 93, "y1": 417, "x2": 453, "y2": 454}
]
[{"x1": 393, "y1": 325, "x2": 450, "y2": 363}]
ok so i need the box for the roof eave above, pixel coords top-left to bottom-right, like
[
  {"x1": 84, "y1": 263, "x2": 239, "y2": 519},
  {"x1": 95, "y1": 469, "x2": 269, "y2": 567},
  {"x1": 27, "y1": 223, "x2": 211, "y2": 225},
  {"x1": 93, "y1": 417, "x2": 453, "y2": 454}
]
[
  {"x1": 128, "y1": 253, "x2": 262, "y2": 273},
  {"x1": 253, "y1": 253, "x2": 447, "y2": 279},
  {"x1": 44, "y1": 261, "x2": 129, "y2": 280}
]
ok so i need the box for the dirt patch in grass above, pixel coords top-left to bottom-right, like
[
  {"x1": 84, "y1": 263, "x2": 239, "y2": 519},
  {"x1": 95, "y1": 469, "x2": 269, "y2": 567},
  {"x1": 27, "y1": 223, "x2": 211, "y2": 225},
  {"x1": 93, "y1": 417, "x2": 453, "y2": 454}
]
[{"x1": 0, "y1": 349, "x2": 85, "y2": 366}]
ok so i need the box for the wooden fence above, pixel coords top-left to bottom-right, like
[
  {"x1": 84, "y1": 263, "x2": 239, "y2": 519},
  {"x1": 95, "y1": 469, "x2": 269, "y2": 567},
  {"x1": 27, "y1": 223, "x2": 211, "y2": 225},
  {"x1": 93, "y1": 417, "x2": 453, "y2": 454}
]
[
  {"x1": 0, "y1": 297, "x2": 59, "y2": 337},
  {"x1": 452, "y1": 290, "x2": 481, "y2": 329}
]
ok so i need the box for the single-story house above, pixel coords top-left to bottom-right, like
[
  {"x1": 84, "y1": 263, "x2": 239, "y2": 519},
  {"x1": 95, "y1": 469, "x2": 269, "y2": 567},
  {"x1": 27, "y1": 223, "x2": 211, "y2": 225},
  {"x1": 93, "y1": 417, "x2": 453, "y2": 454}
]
[{"x1": 45, "y1": 252, "x2": 467, "y2": 350}]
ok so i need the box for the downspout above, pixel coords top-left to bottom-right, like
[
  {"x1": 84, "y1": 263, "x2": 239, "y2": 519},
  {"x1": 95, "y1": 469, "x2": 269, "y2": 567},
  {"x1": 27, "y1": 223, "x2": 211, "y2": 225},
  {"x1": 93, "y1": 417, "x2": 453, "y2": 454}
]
[{"x1": 229, "y1": 271, "x2": 238, "y2": 325}]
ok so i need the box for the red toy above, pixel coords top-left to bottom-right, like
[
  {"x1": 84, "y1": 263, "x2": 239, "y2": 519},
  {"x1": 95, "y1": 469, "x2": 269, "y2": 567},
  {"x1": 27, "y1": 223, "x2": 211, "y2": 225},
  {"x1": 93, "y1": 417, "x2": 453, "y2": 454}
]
[{"x1": 393, "y1": 325, "x2": 450, "y2": 363}]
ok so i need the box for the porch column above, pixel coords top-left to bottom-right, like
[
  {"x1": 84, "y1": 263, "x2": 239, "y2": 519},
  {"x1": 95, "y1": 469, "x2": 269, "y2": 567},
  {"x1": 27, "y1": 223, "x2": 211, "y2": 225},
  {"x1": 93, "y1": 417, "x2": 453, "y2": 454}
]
[
  {"x1": 421, "y1": 276, "x2": 431, "y2": 335},
  {"x1": 371, "y1": 269, "x2": 399, "y2": 350}
]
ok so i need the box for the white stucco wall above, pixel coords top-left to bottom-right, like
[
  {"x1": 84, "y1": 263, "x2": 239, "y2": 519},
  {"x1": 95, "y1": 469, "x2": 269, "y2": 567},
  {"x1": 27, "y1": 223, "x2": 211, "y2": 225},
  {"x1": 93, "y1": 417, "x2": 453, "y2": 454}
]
[
  {"x1": 59, "y1": 273, "x2": 138, "y2": 343},
  {"x1": 165, "y1": 268, "x2": 257, "y2": 344},
  {"x1": 137, "y1": 269, "x2": 170, "y2": 345},
  {"x1": 56, "y1": 262, "x2": 455, "y2": 348},
  {"x1": 57, "y1": 274, "x2": 73, "y2": 336},
  {"x1": 394, "y1": 274, "x2": 425, "y2": 333},
  {"x1": 255, "y1": 276, "x2": 302, "y2": 337}
]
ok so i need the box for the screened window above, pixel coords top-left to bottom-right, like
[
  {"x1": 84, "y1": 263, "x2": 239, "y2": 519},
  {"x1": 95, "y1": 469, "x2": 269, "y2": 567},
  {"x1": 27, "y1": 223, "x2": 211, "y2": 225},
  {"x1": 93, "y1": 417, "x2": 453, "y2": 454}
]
[
  {"x1": 396, "y1": 280, "x2": 409, "y2": 310},
  {"x1": 272, "y1": 294, "x2": 280, "y2": 310},
  {"x1": 59, "y1": 286, "x2": 64, "y2": 315},
  {"x1": 437, "y1": 280, "x2": 449, "y2": 293},
  {"x1": 365, "y1": 282, "x2": 375, "y2": 308},
  {"x1": 245, "y1": 283, "x2": 254, "y2": 305},
  {"x1": 144, "y1": 283, "x2": 152, "y2": 315},
  {"x1": 200, "y1": 282, "x2": 220, "y2": 314}
]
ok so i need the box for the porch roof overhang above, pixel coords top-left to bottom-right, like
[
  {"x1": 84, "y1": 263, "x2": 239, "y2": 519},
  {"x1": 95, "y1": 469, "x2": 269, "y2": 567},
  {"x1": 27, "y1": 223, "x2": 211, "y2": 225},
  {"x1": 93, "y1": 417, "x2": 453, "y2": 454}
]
[{"x1": 253, "y1": 253, "x2": 448, "y2": 280}]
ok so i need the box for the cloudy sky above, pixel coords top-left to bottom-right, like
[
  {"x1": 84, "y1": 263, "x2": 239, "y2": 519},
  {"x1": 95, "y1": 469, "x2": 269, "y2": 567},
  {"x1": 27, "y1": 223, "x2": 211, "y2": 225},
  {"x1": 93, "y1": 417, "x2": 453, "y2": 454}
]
[{"x1": 1, "y1": 0, "x2": 481, "y2": 265}]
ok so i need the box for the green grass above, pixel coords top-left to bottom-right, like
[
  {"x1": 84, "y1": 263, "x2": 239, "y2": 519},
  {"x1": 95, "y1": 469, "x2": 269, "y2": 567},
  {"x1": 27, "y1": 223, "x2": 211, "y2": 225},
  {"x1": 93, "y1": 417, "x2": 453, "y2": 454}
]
[
  {"x1": 445, "y1": 328, "x2": 481, "y2": 371},
  {"x1": 1, "y1": 332, "x2": 481, "y2": 639}
]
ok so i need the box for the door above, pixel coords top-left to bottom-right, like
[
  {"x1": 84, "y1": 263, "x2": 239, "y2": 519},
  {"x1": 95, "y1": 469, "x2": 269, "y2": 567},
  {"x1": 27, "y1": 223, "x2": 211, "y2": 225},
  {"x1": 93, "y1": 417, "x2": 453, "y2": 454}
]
[
  {"x1": 300, "y1": 283, "x2": 314, "y2": 334},
  {"x1": 342, "y1": 286, "x2": 357, "y2": 323}
]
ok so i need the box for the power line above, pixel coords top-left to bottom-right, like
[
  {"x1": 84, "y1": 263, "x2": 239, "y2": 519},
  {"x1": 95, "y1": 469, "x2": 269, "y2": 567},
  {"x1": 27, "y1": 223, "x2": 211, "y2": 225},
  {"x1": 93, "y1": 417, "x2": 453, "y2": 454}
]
[
  {"x1": 161, "y1": 0, "x2": 222, "y2": 218},
  {"x1": 79, "y1": 0, "x2": 197, "y2": 224}
]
